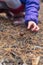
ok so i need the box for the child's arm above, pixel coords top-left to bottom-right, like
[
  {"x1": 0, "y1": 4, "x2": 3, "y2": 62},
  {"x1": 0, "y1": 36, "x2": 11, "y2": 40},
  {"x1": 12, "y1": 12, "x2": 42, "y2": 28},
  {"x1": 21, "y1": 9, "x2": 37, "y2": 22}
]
[{"x1": 25, "y1": 0, "x2": 40, "y2": 32}]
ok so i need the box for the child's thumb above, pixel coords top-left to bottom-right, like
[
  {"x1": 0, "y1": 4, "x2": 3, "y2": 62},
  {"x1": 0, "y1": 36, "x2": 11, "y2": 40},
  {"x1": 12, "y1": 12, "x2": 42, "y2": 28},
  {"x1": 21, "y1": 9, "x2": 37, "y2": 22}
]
[{"x1": 27, "y1": 22, "x2": 32, "y2": 29}]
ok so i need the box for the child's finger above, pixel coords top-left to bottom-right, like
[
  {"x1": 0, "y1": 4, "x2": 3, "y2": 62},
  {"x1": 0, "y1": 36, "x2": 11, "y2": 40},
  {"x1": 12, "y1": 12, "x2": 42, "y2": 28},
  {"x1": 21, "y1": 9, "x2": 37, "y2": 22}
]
[
  {"x1": 31, "y1": 26, "x2": 36, "y2": 31},
  {"x1": 32, "y1": 26, "x2": 40, "y2": 32},
  {"x1": 35, "y1": 26, "x2": 40, "y2": 31},
  {"x1": 27, "y1": 22, "x2": 32, "y2": 29},
  {"x1": 31, "y1": 23, "x2": 36, "y2": 31}
]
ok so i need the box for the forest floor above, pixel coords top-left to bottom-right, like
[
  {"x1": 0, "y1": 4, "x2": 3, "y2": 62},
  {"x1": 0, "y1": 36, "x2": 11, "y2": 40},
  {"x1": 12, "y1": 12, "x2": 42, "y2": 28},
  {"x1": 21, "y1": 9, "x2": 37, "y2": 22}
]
[{"x1": 0, "y1": 2, "x2": 43, "y2": 65}]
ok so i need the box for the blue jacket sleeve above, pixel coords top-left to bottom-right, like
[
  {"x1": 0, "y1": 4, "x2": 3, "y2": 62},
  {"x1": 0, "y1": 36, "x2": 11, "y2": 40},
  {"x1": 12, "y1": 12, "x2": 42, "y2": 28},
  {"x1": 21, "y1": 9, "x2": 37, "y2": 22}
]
[{"x1": 25, "y1": 0, "x2": 40, "y2": 25}]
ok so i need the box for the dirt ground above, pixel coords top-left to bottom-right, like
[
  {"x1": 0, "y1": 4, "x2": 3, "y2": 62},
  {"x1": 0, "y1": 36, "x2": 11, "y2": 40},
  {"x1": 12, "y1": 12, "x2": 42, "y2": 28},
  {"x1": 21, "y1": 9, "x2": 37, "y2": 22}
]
[{"x1": 0, "y1": 2, "x2": 43, "y2": 65}]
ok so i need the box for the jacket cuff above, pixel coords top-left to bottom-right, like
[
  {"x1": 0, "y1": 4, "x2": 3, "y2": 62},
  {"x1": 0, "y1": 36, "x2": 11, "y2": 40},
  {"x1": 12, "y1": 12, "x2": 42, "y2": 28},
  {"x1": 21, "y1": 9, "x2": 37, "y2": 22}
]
[{"x1": 25, "y1": 15, "x2": 38, "y2": 26}]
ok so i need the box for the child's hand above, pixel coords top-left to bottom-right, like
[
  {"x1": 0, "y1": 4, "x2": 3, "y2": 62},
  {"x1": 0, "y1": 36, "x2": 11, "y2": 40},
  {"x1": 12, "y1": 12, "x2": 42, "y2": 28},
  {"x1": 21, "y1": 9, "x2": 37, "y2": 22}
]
[{"x1": 27, "y1": 21, "x2": 40, "y2": 32}]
